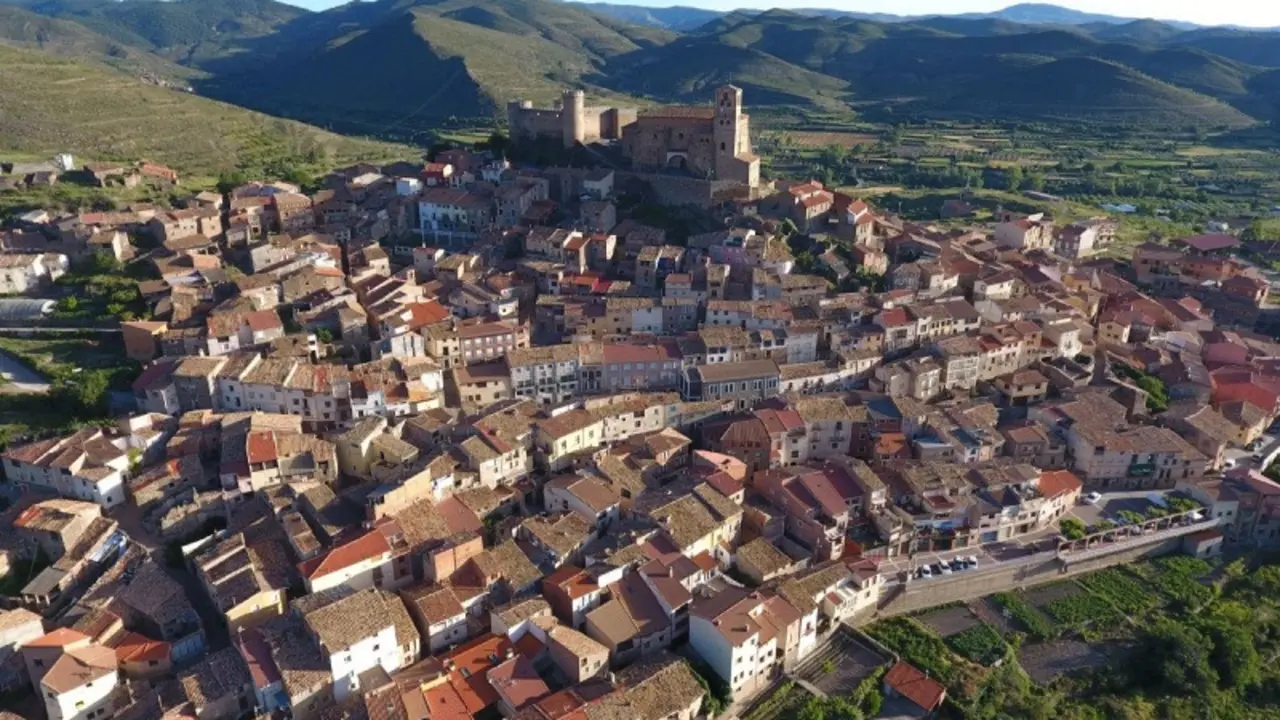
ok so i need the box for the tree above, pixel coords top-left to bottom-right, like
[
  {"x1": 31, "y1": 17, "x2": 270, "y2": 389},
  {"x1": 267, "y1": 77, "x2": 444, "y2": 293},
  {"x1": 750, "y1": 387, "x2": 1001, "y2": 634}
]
[
  {"x1": 53, "y1": 369, "x2": 110, "y2": 420},
  {"x1": 1136, "y1": 375, "x2": 1169, "y2": 412},
  {"x1": 314, "y1": 328, "x2": 334, "y2": 344},
  {"x1": 1207, "y1": 622, "x2": 1261, "y2": 691},
  {"x1": 1059, "y1": 517, "x2": 1087, "y2": 540},
  {"x1": 83, "y1": 250, "x2": 121, "y2": 276},
  {"x1": 1136, "y1": 620, "x2": 1218, "y2": 695},
  {"x1": 889, "y1": 124, "x2": 906, "y2": 147},
  {"x1": 1005, "y1": 164, "x2": 1024, "y2": 191},
  {"x1": 217, "y1": 169, "x2": 249, "y2": 194},
  {"x1": 486, "y1": 130, "x2": 510, "y2": 158}
]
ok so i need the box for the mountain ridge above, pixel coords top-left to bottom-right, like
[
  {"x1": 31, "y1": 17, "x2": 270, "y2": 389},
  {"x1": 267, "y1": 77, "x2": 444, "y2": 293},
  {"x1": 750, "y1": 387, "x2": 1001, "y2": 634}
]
[{"x1": 2, "y1": 0, "x2": 1279, "y2": 138}]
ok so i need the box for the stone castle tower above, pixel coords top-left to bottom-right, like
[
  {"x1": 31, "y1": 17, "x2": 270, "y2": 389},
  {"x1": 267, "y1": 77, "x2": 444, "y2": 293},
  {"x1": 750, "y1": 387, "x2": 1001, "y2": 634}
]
[
  {"x1": 713, "y1": 85, "x2": 746, "y2": 180},
  {"x1": 561, "y1": 89, "x2": 586, "y2": 149}
]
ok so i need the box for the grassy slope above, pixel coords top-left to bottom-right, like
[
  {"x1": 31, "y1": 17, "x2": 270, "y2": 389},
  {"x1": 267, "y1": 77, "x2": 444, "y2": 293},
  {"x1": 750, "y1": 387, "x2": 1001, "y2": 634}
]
[
  {"x1": 0, "y1": 5, "x2": 196, "y2": 81},
  {"x1": 9, "y1": 0, "x2": 305, "y2": 65},
  {"x1": 0, "y1": 44, "x2": 413, "y2": 174}
]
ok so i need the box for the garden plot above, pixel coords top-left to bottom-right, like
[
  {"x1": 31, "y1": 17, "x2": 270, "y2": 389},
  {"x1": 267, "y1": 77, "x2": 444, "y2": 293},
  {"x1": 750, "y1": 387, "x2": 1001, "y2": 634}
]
[
  {"x1": 1024, "y1": 581, "x2": 1124, "y2": 631},
  {"x1": 1127, "y1": 557, "x2": 1216, "y2": 609},
  {"x1": 971, "y1": 597, "x2": 1020, "y2": 636},
  {"x1": 796, "y1": 628, "x2": 890, "y2": 696},
  {"x1": 918, "y1": 605, "x2": 982, "y2": 638},
  {"x1": 946, "y1": 623, "x2": 1007, "y2": 666},
  {"x1": 1018, "y1": 639, "x2": 1130, "y2": 685},
  {"x1": 740, "y1": 680, "x2": 814, "y2": 720}
]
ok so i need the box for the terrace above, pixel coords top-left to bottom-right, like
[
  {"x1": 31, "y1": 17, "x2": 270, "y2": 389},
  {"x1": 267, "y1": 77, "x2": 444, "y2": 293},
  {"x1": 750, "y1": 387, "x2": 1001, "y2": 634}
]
[{"x1": 1055, "y1": 505, "x2": 1217, "y2": 564}]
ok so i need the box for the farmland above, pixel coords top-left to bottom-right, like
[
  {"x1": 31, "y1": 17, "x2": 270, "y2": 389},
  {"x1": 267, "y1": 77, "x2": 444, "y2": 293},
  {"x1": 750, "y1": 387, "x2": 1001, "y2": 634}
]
[
  {"x1": 850, "y1": 556, "x2": 1280, "y2": 718},
  {"x1": 754, "y1": 119, "x2": 1280, "y2": 257}
]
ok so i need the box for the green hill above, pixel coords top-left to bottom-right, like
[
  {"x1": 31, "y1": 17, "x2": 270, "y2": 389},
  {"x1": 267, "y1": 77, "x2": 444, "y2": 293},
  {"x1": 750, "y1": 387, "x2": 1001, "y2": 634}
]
[
  {"x1": 0, "y1": 5, "x2": 195, "y2": 81},
  {"x1": 1171, "y1": 29, "x2": 1280, "y2": 68},
  {"x1": 1089, "y1": 19, "x2": 1185, "y2": 44},
  {"x1": 0, "y1": 44, "x2": 412, "y2": 175},
  {"x1": 929, "y1": 57, "x2": 1255, "y2": 128},
  {"x1": 606, "y1": 38, "x2": 849, "y2": 108},
  {"x1": 3, "y1": 0, "x2": 305, "y2": 65},
  {"x1": 202, "y1": 0, "x2": 675, "y2": 131}
]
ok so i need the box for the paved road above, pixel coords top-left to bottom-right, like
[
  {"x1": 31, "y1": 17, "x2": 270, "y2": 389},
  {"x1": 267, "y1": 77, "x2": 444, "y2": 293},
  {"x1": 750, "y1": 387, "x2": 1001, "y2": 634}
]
[
  {"x1": 0, "y1": 327, "x2": 121, "y2": 334},
  {"x1": 0, "y1": 349, "x2": 49, "y2": 393}
]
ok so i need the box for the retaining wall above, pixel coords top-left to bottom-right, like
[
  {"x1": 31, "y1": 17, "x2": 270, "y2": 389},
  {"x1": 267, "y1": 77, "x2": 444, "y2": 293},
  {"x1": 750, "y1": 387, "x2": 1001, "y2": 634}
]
[{"x1": 870, "y1": 536, "x2": 1182, "y2": 619}]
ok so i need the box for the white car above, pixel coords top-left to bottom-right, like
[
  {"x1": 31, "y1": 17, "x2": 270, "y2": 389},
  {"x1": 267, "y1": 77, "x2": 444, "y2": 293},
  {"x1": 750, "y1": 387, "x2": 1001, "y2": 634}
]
[
  {"x1": 965, "y1": 555, "x2": 979, "y2": 569},
  {"x1": 1083, "y1": 492, "x2": 1103, "y2": 505},
  {"x1": 918, "y1": 565, "x2": 933, "y2": 579}
]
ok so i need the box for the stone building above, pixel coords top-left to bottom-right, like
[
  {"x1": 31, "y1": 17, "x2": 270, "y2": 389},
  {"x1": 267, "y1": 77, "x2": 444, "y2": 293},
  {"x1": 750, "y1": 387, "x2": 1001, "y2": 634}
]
[
  {"x1": 507, "y1": 90, "x2": 636, "y2": 149},
  {"x1": 507, "y1": 86, "x2": 760, "y2": 189},
  {"x1": 621, "y1": 85, "x2": 758, "y2": 187}
]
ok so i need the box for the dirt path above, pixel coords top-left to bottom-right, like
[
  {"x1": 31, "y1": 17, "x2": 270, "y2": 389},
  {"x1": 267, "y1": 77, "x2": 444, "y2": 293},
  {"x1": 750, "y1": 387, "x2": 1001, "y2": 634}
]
[{"x1": 0, "y1": 349, "x2": 49, "y2": 394}]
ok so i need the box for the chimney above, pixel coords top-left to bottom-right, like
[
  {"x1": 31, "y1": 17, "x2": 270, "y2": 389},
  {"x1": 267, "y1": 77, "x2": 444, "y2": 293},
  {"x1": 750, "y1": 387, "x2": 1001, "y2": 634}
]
[{"x1": 505, "y1": 647, "x2": 514, "y2": 660}]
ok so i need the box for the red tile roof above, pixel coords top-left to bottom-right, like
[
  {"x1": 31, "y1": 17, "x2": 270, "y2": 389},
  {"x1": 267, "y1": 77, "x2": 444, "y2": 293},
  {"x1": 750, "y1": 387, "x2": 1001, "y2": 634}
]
[
  {"x1": 487, "y1": 655, "x2": 549, "y2": 710},
  {"x1": 435, "y1": 634, "x2": 512, "y2": 715},
  {"x1": 1038, "y1": 470, "x2": 1083, "y2": 500},
  {"x1": 1179, "y1": 234, "x2": 1240, "y2": 252},
  {"x1": 691, "y1": 551, "x2": 718, "y2": 572},
  {"x1": 26, "y1": 628, "x2": 89, "y2": 648},
  {"x1": 756, "y1": 408, "x2": 804, "y2": 434},
  {"x1": 299, "y1": 529, "x2": 391, "y2": 580},
  {"x1": 113, "y1": 632, "x2": 169, "y2": 664},
  {"x1": 245, "y1": 310, "x2": 282, "y2": 333},
  {"x1": 878, "y1": 307, "x2": 912, "y2": 328},
  {"x1": 237, "y1": 627, "x2": 282, "y2": 688},
  {"x1": 406, "y1": 301, "x2": 451, "y2": 329},
  {"x1": 884, "y1": 660, "x2": 946, "y2": 711},
  {"x1": 245, "y1": 431, "x2": 278, "y2": 464},
  {"x1": 601, "y1": 343, "x2": 680, "y2": 364},
  {"x1": 704, "y1": 470, "x2": 744, "y2": 500}
]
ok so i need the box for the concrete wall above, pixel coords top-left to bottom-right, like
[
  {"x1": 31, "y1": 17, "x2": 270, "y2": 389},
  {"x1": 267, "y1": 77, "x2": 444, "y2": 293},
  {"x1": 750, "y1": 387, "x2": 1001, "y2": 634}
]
[{"x1": 871, "y1": 536, "x2": 1182, "y2": 619}]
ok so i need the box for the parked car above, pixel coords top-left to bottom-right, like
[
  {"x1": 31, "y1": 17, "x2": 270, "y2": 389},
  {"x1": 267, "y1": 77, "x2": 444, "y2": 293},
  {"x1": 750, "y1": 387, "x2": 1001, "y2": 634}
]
[
  {"x1": 949, "y1": 558, "x2": 966, "y2": 572},
  {"x1": 918, "y1": 565, "x2": 933, "y2": 579},
  {"x1": 1083, "y1": 491, "x2": 1103, "y2": 505},
  {"x1": 935, "y1": 563, "x2": 951, "y2": 575}
]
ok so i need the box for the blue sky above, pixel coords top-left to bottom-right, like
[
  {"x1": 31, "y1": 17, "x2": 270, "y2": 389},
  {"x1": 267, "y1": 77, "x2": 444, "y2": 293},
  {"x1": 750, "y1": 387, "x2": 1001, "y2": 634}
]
[{"x1": 281, "y1": 0, "x2": 1280, "y2": 28}]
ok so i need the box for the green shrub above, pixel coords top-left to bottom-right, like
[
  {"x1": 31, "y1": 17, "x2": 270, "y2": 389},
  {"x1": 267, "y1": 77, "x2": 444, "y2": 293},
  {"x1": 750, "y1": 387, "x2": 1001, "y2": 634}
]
[
  {"x1": 1078, "y1": 568, "x2": 1161, "y2": 616},
  {"x1": 1043, "y1": 591, "x2": 1125, "y2": 630},
  {"x1": 992, "y1": 593, "x2": 1055, "y2": 641},
  {"x1": 868, "y1": 617, "x2": 958, "y2": 684},
  {"x1": 947, "y1": 623, "x2": 1007, "y2": 665}
]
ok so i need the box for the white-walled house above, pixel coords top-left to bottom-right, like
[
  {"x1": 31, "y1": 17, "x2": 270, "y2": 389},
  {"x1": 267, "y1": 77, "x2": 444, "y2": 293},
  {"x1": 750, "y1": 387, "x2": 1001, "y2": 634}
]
[
  {"x1": 22, "y1": 629, "x2": 119, "y2": 720},
  {"x1": 298, "y1": 589, "x2": 416, "y2": 701}
]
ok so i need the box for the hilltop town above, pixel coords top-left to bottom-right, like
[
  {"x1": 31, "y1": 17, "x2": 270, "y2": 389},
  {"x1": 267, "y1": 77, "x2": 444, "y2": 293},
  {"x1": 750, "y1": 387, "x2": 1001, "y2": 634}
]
[{"x1": 0, "y1": 85, "x2": 1279, "y2": 720}]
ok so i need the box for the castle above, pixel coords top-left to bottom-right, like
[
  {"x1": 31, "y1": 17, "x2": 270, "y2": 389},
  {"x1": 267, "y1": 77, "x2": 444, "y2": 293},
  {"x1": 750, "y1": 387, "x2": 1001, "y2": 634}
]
[{"x1": 506, "y1": 86, "x2": 760, "y2": 189}]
